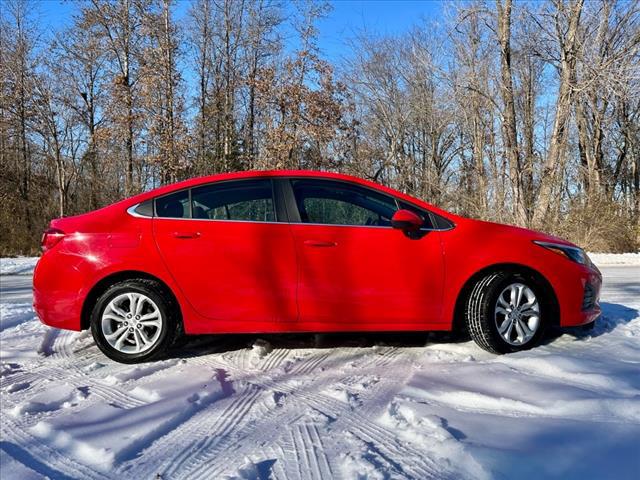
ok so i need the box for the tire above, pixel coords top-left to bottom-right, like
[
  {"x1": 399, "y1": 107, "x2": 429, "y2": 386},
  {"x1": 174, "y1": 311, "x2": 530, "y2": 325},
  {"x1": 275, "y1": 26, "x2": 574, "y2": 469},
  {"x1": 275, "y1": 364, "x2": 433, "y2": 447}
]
[
  {"x1": 465, "y1": 271, "x2": 548, "y2": 354},
  {"x1": 90, "y1": 279, "x2": 181, "y2": 363}
]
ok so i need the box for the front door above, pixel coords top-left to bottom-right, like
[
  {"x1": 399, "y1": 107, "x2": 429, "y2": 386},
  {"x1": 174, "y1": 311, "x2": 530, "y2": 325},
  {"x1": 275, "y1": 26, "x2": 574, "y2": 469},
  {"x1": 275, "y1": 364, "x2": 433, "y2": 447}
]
[
  {"x1": 287, "y1": 179, "x2": 445, "y2": 330},
  {"x1": 153, "y1": 179, "x2": 297, "y2": 325}
]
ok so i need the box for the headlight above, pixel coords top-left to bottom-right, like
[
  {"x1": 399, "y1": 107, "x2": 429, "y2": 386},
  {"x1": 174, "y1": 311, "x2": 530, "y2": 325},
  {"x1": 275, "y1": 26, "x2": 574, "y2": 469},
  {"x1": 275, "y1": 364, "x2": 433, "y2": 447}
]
[{"x1": 533, "y1": 241, "x2": 591, "y2": 266}]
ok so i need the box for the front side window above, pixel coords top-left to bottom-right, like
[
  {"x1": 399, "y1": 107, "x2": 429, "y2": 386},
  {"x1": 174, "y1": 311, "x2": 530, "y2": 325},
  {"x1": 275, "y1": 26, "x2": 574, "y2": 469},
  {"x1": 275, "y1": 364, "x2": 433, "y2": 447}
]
[
  {"x1": 191, "y1": 179, "x2": 275, "y2": 222},
  {"x1": 291, "y1": 179, "x2": 398, "y2": 226}
]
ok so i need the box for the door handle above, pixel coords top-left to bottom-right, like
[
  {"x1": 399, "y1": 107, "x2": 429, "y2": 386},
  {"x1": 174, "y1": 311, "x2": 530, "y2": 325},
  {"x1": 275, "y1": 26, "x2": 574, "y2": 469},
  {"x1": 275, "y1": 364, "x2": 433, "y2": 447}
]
[
  {"x1": 173, "y1": 231, "x2": 201, "y2": 239},
  {"x1": 303, "y1": 240, "x2": 337, "y2": 247}
]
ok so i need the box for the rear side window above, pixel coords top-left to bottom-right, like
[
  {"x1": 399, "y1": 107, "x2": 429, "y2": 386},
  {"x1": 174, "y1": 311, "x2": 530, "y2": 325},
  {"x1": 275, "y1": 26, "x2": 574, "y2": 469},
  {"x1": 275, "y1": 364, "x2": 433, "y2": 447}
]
[
  {"x1": 291, "y1": 179, "x2": 397, "y2": 226},
  {"x1": 156, "y1": 190, "x2": 190, "y2": 218},
  {"x1": 133, "y1": 199, "x2": 154, "y2": 217},
  {"x1": 191, "y1": 180, "x2": 275, "y2": 222}
]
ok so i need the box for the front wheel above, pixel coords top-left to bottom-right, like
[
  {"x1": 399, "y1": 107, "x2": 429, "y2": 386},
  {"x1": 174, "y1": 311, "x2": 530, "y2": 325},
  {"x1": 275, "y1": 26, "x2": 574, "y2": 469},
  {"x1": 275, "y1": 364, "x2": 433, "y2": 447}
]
[
  {"x1": 465, "y1": 272, "x2": 548, "y2": 354},
  {"x1": 90, "y1": 279, "x2": 180, "y2": 363}
]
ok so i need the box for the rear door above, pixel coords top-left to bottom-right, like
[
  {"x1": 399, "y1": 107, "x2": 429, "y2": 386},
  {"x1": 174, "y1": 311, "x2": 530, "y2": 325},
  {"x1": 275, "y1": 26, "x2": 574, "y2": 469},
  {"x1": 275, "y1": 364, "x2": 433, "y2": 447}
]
[
  {"x1": 152, "y1": 179, "x2": 298, "y2": 325},
  {"x1": 287, "y1": 178, "x2": 445, "y2": 330}
]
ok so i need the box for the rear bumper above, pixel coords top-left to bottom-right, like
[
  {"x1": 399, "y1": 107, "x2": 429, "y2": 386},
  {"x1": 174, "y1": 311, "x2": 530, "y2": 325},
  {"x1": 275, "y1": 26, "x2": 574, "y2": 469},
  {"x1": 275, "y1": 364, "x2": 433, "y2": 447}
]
[{"x1": 33, "y1": 252, "x2": 84, "y2": 331}]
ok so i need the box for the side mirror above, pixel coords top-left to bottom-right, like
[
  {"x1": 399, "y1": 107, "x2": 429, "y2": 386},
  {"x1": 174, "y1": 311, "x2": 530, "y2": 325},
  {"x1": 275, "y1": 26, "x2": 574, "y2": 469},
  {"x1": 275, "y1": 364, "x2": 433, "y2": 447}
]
[{"x1": 391, "y1": 209, "x2": 423, "y2": 233}]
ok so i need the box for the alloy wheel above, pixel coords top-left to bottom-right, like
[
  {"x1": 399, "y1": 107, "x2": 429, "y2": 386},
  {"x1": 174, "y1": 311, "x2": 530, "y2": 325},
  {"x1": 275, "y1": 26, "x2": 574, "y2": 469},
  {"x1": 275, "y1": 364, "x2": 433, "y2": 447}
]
[
  {"x1": 494, "y1": 282, "x2": 540, "y2": 346},
  {"x1": 101, "y1": 292, "x2": 163, "y2": 354}
]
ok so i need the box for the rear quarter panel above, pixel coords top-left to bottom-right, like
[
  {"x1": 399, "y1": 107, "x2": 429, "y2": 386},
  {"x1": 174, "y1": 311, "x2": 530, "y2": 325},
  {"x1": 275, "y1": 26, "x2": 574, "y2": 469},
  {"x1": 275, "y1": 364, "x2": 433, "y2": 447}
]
[{"x1": 35, "y1": 208, "x2": 206, "y2": 333}]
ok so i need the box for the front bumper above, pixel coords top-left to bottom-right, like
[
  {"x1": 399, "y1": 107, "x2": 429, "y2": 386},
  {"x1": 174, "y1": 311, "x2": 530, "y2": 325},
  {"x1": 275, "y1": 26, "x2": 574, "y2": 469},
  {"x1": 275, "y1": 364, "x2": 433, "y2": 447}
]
[{"x1": 559, "y1": 266, "x2": 602, "y2": 327}]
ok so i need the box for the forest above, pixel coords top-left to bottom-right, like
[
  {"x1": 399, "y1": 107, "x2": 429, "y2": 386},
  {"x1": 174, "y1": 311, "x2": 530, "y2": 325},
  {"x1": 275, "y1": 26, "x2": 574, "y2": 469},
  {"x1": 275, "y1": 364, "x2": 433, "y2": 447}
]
[{"x1": 1, "y1": 0, "x2": 639, "y2": 255}]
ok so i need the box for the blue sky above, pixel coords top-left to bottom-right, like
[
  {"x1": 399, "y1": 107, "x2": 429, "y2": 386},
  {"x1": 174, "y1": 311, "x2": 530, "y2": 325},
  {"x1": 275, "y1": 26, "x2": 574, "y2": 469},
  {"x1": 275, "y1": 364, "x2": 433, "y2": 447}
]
[
  {"x1": 319, "y1": 1, "x2": 443, "y2": 61},
  {"x1": 35, "y1": 0, "x2": 443, "y2": 63}
]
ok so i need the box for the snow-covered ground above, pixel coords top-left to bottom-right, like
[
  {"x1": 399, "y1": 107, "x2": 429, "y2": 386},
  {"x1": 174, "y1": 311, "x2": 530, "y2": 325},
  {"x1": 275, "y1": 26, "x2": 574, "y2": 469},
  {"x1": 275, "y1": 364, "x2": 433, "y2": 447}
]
[
  {"x1": 0, "y1": 257, "x2": 39, "y2": 275},
  {"x1": 0, "y1": 257, "x2": 638, "y2": 479}
]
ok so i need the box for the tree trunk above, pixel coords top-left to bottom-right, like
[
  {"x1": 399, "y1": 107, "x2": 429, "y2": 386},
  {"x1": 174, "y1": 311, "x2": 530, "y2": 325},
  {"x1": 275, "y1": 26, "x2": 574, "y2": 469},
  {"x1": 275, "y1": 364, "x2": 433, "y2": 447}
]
[
  {"x1": 496, "y1": 0, "x2": 526, "y2": 225},
  {"x1": 532, "y1": 0, "x2": 584, "y2": 227}
]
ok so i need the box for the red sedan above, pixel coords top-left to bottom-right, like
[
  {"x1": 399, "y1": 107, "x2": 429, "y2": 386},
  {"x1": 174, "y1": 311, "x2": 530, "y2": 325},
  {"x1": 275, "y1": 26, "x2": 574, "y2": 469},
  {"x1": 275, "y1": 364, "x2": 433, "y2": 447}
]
[{"x1": 33, "y1": 171, "x2": 602, "y2": 363}]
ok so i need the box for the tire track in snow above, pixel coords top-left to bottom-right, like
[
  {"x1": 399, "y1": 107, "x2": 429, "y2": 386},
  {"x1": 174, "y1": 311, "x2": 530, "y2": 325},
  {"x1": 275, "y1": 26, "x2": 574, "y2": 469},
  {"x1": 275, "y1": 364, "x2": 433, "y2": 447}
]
[
  {"x1": 251, "y1": 351, "x2": 443, "y2": 479},
  {"x1": 122, "y1": 383, "x2": 264, "y2": 479},
  {"x1": 261, "y1": 347, "x2": 290, "y2": 371},
  {"x1": 291, "y1": 350, "x2": 334, "y2": 375},
  {"x1": 50, "y1": 329, "x2": 108, "y2": 378},
  {"x1": 4, "y1": 359, "x2": 147, "y2": 413},
  {"x1": 169, "y1": 386, "x2": 277, "y2": 480},
  {"x1": 306, "y1": 393, "x2": 441, "y2": 479},
  {"x1": 43, "y1": 362, "x2": 147, "y2": 409},
  {"x1": 44, "y1": 329, "x2": 180, "y2": 410},
  {"x1": 184, "y1": 408, "x2": 309, "y2": 480},
  {"x1": 172, "y1": 359, "x2": 353, "y2": 479},
  {"x1": 293, "y1": 423, "x2": 333, "y2": 479},
  {"x1": 175, "y1": 349, "x2": 444, "y2": 480}
]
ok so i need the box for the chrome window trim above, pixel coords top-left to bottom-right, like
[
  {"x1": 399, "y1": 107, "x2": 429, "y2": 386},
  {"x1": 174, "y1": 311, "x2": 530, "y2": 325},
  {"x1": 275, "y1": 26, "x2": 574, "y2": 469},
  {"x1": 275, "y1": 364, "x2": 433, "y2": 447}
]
[
  {"x1": 150, "y1": 216, "x2": 284, "y2": 225},
  {"x1": 126, "y1": 175, "x2": 456, "y2": 231},
  {"x1": 132, "y1": 213, "x2": 453, "y2": 231},
  {"x1": 287, "y1": 222, "x2": 453, "y2": 232},
  {"x1": 126, "y1": 203, "x2": 152, "y2": 219}
]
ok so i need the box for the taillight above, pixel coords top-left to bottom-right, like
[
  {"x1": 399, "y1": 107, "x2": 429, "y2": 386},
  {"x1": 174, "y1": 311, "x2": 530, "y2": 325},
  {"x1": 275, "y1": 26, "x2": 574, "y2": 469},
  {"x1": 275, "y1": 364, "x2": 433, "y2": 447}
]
[{"x1": 41, "y1": 228, "x2": 65, "y2": 252}]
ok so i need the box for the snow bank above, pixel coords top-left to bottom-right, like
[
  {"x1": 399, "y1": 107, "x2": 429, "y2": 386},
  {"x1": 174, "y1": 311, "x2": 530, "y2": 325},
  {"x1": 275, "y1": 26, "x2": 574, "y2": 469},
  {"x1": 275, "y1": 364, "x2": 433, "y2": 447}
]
[
  {"x1": 588, "y1": 252, "x2": 640, "y2": 266},
  {"x1": 0, "y1": 257, "x2": 39, "y2": 275},
  {"x1": 0, "y1": 303, "x2": 34, "y2": 332}
]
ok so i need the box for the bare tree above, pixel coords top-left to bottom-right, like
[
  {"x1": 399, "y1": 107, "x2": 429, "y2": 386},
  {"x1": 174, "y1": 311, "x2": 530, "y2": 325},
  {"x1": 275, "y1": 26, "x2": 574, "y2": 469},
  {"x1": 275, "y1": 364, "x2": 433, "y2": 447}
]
[
  {"x1": 87, "y1": 0, "x2": 149, "y2": 195},
  {"x1": 496, "y1": 0, "x2": 527, "y2": 224},
  {"x1": 141, "y1": 0, "x2": 187, "y2": 184},
  {"x1": 532, "y1": 0, "x2": 584, "y2": 227},
  {"x1": 1, "y1": 0, "x2": 38, "y2": 242},
  {"x1": 52, "y1": 13, "x2": 108, "y2": 210}
]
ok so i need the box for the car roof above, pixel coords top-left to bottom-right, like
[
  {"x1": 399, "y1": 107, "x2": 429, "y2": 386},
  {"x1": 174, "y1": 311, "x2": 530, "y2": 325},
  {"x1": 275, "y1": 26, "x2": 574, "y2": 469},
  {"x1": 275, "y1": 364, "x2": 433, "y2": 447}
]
[{"x1": 123, "y1": 170, "x2": 457, "y2": 220}]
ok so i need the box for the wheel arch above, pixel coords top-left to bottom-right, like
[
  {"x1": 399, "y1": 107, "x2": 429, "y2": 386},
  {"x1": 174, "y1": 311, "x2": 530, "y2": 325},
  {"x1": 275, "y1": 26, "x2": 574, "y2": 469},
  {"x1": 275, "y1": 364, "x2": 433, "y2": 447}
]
[
  {"x1": 451, "y1": 263, "x2": 560, "y2": 333},
  {"x1": 81, "y1": 270, "x2": 182, "y2": 331}
]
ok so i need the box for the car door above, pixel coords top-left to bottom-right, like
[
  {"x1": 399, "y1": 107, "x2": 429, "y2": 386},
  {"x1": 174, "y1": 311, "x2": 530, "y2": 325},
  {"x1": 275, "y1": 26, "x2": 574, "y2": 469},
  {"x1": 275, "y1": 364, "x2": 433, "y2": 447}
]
[
  {"x1": 287, "y1": 178, "x2": 445, "y2": 330},
  {"x1": 152, "y1": 179, "x2": 298, "y2": 326}
]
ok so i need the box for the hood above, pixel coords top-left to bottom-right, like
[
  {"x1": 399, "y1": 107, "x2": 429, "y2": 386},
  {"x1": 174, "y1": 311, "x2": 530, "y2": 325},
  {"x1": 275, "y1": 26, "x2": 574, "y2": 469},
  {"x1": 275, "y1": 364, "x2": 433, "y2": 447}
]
[{"x1": 463, "y1": 218, "x2": 578, "y2": 248}]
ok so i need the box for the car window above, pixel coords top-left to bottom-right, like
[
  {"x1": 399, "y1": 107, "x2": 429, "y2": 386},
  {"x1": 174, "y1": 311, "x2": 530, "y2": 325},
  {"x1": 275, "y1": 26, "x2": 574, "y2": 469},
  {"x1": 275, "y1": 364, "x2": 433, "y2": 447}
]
[
  {"x1": 291, "y1": 179, "x2": 397, "y2": 226},
  {"x1": 191, "y1": 179, "x2": 275, "y2": 222},
  {"x1": 156, "y1": 190, "x2": 190, "y2": 218}
]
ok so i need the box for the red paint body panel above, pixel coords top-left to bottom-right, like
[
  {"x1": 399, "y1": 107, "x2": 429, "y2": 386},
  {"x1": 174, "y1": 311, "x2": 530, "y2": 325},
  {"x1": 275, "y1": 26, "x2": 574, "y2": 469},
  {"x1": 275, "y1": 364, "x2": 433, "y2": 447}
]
[
  {"x1": 290, "y1": 224, "x2": 445, "y2": 327},
  {"x1": 152, "y1": 218, "x2": 298, "y2": 325},
  {"x1": 33, "y1": 170, "x2": 601, "y2": 335}
]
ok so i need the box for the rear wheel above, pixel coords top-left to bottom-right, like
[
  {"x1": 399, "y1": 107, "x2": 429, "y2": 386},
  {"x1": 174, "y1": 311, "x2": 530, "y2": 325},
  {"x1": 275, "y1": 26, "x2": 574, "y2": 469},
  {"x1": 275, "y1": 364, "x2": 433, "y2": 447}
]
[
  {"x1": 90, "y1": 279, "x2": 180, "y2": 363},
  {"x1": 465, "y1": 271, "x2": 548, "y2": 354}
]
